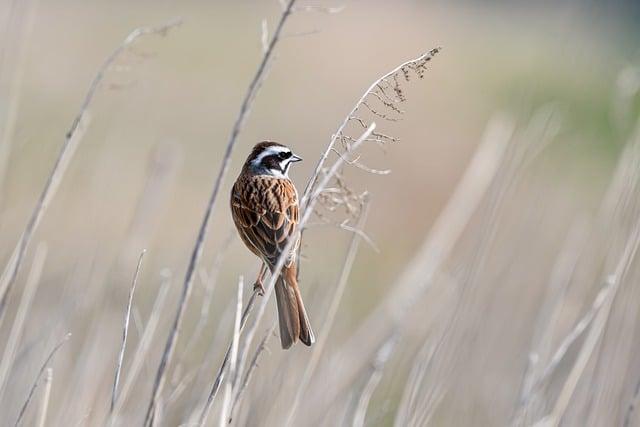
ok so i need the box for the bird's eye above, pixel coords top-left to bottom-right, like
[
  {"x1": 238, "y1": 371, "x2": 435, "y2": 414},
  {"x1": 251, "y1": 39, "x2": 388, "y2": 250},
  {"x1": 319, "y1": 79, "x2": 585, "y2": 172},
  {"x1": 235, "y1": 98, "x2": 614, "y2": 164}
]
[{"x1": 279, "y1": 152, "x2": 291, "y2": 159}]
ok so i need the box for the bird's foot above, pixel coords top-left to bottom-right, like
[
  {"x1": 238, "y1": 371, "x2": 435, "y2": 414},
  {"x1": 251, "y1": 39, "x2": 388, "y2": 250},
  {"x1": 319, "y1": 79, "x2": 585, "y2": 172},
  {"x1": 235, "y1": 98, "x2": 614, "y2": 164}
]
[{"x1": 253, "y1": 280, "x2": 265, "y2": 296}]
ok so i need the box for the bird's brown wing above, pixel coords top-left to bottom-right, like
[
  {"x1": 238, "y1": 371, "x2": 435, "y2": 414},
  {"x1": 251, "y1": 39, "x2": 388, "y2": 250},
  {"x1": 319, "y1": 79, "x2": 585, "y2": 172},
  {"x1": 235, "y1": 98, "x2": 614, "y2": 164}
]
[
  {"x1": 231, "y1": 174, "x2": 313, "y2": 349},
  {"x1": 231, "y1": 175, "x2": 299, "y2": 267}
]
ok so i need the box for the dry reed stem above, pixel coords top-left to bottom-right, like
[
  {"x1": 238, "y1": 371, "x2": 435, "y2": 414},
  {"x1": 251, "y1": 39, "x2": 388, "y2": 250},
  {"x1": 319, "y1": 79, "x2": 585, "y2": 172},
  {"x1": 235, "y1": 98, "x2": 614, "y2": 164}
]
[
  {"x1": 108, "y1": 270, "x2": 173, "y2": 423},
  {"x1": 36, "y1": 368, "x2": 52, "y2": 427},
  {"x1": 285, "y1": 200, "x2": 370, "y2": 426},
  {"x1": 14, "y1": 333, "x2": 70, "y2": 426},
  {"x1": 0, "y1": 18, "x2": 182, "y2": 327},
  {"x1": 110, "y1": 249, "x2": 146, "y2": 413},
  {"x1": 142, "y1": 3, "x2": 297, "y2": 424},
  {"x1": 0, "y1": 242, "x2": 47, "y2": 400},
  {"x1": 217, "y1": 277, "x2": 244, "y2": 427}
]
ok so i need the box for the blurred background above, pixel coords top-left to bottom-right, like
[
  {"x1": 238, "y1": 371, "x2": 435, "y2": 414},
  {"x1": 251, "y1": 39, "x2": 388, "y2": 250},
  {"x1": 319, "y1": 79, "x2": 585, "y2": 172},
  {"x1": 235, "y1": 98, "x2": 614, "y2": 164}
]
[{"x1": 1, "y1": 0, "x2": 640, "y2": 425}]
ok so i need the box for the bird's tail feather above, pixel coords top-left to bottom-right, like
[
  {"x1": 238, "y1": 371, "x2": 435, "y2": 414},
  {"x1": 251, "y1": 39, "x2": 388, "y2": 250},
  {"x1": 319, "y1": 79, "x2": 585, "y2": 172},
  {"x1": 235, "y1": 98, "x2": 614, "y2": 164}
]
[{"x1": 274, "y1": 266, "x2": 315, "y2": 349}]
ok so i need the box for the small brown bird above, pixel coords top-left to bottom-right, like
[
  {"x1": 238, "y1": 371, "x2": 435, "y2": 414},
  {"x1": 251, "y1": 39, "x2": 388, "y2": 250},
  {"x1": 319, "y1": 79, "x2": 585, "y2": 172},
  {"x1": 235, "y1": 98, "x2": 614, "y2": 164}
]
[{"x1": 230, "y1": 141, "x2": 315, "y2": 349}]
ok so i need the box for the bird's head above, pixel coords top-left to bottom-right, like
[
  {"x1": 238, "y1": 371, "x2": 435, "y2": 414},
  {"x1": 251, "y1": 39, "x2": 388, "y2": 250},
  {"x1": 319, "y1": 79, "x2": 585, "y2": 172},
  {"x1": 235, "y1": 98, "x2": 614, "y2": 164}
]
[{"x1": 244, "y1": 141, "x2": 302, "y2": 178}]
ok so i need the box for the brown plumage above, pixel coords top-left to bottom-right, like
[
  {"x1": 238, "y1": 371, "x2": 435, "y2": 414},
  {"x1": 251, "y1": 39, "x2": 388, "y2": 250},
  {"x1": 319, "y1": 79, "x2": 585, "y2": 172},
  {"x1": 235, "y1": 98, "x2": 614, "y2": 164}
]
[{"x1": 230, "y1": 142, "x2": 315, "y2": 349}]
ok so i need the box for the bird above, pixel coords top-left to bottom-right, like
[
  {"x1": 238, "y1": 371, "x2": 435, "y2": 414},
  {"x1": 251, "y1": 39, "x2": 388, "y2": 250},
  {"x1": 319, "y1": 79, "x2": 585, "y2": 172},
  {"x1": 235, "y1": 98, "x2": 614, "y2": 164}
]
[{"x1": 230, "y1": 141, "x2": 315, "y2": 349}]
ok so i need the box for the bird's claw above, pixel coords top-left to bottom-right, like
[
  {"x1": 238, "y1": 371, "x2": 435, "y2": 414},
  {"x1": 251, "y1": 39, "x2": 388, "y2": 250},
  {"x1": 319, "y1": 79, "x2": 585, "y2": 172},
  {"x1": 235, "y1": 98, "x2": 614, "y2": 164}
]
[{"x1": 253, "y1": 281, "x2": 265, "y2": 296}]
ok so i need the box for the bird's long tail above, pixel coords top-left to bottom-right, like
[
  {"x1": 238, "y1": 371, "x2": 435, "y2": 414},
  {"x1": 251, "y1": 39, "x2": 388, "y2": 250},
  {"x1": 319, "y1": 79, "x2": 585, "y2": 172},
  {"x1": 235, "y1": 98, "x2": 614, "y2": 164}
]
[{"x1": 274, "y1": 264, "x2": 315, "y2": 349}]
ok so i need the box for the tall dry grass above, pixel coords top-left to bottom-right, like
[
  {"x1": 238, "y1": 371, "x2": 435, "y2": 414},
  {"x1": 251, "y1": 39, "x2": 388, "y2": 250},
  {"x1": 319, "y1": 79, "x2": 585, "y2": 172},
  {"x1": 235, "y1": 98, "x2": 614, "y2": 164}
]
[{"x1": 1, "y1": 2, "x2": 639, "y2": 427}]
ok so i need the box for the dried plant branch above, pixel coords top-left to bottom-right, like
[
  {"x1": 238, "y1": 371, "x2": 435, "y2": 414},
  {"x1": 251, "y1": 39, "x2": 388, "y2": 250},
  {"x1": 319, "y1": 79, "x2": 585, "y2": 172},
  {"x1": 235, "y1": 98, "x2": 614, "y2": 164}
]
[
  {"x1": 300, "y1": 48, "x2": 440, "y2": 207},
  {"x1": 338, "y1": 220, "x2": 380, "y2": 252},
  {"x1": 299, "y1": 50, "x2": 440, "y2": 256},
  {"x1": 282, "y1": 29, "x2": 322, "y2": 39},
  {"x1": 143, "y1": 3, "x2": 297, "y2": 424},
  {"x1": 0, "y1": 242, "x2": 47, "y2": 400},
  {"x1": 0, "y1": 18, "x2": 182, "y2": 328},
  {"x1": 329, "y1": 148, "x2": 391, "y2": 176},
  {"x1": 304, "y1": 217, "x2": 379, "y2": 252},
  {"x1": 15, "y1": 333, "x2": 71, "y2": 427},
  {"x1": 110, "y1": 249, "x2": 146, "y2": 413}
]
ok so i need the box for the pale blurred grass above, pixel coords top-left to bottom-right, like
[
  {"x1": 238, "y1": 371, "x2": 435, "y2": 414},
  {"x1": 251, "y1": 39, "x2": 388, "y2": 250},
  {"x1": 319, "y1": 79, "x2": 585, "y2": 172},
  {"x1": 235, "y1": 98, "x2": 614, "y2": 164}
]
[{"x1": 0, "y1": 0, "x2": 639, "y2": 425}]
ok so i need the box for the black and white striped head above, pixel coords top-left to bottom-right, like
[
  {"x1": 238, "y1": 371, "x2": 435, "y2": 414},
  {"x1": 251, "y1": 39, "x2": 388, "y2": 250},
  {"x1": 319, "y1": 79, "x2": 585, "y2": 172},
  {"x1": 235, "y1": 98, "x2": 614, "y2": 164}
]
[{"x1": 245, "y1": 141, "x2": 302, "y2": 178}]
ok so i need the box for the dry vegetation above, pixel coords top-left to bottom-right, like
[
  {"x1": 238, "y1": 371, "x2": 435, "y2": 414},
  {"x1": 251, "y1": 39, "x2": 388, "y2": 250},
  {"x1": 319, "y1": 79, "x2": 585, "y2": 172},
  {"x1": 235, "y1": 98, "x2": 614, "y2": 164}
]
[{"x1": 1, "y1": 1, "x2": 639, "y2": 426}]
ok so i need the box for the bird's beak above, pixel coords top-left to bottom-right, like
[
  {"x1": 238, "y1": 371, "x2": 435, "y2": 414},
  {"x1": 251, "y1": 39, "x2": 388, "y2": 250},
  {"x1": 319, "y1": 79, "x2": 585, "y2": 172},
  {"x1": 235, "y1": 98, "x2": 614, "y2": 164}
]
[{"x1": 291, "y1": 154, "x2": 303, "y2": 162}]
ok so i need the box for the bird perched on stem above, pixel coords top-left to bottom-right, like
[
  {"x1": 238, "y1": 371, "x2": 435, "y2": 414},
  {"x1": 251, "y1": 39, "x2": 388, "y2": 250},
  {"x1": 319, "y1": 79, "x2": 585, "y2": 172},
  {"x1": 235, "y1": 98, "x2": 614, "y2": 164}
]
[{"x1": 230, "y1": 141, "x2": 315, "y2": 349}]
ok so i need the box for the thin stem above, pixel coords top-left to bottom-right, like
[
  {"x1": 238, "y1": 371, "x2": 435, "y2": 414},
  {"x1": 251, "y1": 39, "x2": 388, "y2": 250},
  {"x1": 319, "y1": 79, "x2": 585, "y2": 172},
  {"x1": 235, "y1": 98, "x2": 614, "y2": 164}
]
[
  {"x1": 15, "y1": 333, "x2": 71, "y2": 427},
  {"x1": 108, "y1": 270, "x2": 173, "y2": 423},
  {"x1": 36, "y1": 368, "x2": 52, "y2": 427},
  {"x1": 217, "y1": 277, "x2": 244, "y2": 427},
  {"x1": 110, "y1": 250, "x2": 146, "y2": 413}
]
